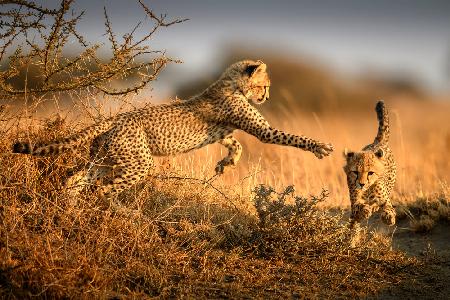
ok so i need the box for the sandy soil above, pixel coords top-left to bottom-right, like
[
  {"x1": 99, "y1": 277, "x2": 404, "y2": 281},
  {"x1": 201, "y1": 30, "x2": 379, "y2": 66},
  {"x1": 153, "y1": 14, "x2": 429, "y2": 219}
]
[{"x1": 371, "y1": 220, "x2": 450, "y2": 300}]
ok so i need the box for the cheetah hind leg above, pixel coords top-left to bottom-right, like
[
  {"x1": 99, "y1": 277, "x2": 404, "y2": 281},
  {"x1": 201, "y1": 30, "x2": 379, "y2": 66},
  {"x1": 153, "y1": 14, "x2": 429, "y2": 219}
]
[
  {"x1": 64, "y1": 132, "x2": 111, "y2": 201},
  {"x1": 215, "y1": 136, "x2": 242, "y2": 175},
  {"x1": 64, "y1": 169, "x2": 86, "y2": 204},
  {"x1": 64, "y1": 163, "x2": 112, "y2": 205},
  {"x1": 99, "y1": 156, "x2": 154, "y2": 217}
]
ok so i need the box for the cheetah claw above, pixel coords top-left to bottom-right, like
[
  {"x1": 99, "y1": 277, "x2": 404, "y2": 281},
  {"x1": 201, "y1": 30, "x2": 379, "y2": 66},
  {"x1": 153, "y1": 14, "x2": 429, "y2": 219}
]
[{"x1": 314, "y1": 142, "x2": 334, "y2": 159}]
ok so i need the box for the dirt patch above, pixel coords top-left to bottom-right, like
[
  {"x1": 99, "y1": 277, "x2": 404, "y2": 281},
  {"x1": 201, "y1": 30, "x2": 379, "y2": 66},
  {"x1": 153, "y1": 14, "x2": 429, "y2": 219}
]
[
  {"x1": 393, "y1": 220, "x2": 450, "y2": 257},
  {"x1": 370, "y1": 220, "x2": 450, "y2": 300}
]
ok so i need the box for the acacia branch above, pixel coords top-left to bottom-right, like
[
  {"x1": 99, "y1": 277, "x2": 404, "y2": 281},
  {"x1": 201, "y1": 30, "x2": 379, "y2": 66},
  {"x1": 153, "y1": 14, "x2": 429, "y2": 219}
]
[
  {"x1": 1, "y1": 0, "x2": 59, "y2": 15},
  {"x1": 0, "y1": 0, "x2": 187, "y2": 98},
  {"x1": 103, "y1": 6, "x2": 118, "y2": 53}
]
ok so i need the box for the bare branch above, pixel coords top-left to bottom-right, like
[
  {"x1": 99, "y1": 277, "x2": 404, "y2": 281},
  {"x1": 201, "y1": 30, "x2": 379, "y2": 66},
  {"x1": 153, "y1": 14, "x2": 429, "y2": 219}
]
[
  {"x1": 0, "y1": 0, "x2": 187, "y2": 98},
  {"x1": 103, "y1": 6, "x2": 118, "y2": 53},
  {"x1": 1, "y1": 0, "x2": 59, "y2": 15},
  {"x1": 138, "y1": 0, "x2": 189, "y2": 27}
]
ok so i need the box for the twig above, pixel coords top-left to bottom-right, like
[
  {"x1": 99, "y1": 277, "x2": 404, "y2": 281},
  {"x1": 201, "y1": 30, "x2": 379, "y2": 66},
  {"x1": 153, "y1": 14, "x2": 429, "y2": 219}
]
[{"x1": 0, "y1": 0, "x2": 186, "y2": 97}]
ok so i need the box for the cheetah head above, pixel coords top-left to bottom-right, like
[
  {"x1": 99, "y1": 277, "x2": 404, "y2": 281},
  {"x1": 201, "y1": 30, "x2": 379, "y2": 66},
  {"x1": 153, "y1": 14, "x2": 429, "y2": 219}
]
[
  {"x1": 223, "y1": 60, "x2": 271, "y2": 104},
  {"x1": 343, "y1": 148, "x2": 385, "y2": 192}
]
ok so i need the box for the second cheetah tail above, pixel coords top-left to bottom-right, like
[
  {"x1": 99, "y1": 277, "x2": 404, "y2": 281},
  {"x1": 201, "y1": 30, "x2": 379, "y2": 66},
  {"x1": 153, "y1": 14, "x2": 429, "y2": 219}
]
[
  {"x1": 374, "y1": 100, "x2": 390, "y2": 145},
  {"x1": 12, "y1": 119, "x2": 114, "y2": 156}
]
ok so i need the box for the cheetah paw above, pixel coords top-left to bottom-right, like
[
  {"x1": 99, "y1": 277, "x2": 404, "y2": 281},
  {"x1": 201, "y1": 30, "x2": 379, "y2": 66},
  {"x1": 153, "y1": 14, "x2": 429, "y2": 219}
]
[
  {"x1": 215, "y1": 159, "x2": 231, "y2": 175},
  {"x1": 215, "y1": 163, "x2": 225, "y2": 175},
  {"x1": 313, "y1": 142, "x2": 334, "y2": 159},
  {"x1": 381, "y1": 209, "x2": 396, "y2": 226},
  {"x1": 353, "y1": 203, "x2": 372, "y2": 221}
]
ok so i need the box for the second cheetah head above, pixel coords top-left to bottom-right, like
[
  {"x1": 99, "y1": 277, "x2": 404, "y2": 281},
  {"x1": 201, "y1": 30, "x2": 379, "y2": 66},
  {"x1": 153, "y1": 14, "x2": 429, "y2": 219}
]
[
  {"x1": 343, "y1": 148, "x2": 385, "y2": 192},
  {"x1": 221, "y1": 60, "x2": 271, "y2": 104}
]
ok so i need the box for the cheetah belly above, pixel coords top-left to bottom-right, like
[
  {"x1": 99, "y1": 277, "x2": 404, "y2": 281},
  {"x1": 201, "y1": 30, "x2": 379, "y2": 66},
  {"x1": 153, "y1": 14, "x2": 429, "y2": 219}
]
[{"x1": 145, "y1": 123, "x2": 233, "y2": 156}]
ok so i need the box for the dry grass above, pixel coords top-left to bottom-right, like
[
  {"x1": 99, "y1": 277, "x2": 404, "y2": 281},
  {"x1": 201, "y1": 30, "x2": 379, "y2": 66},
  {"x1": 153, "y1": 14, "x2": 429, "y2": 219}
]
[
  {"x1": 0, "y1": 100, "x2": 424, "y2": 298},
  {"x1": 397, "y1": 190, "x2": 449, "y2": 232}
]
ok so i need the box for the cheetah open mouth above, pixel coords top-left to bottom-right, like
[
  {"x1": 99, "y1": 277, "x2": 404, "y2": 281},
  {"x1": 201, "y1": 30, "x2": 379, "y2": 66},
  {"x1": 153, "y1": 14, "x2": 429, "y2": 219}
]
[{"x1": 255, "y1": 86, "x2": 270, "y2": 104}]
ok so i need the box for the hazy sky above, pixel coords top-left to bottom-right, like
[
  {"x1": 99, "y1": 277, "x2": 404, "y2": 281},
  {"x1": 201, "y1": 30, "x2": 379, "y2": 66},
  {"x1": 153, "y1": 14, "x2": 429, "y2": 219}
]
[{"x1": 17, "y1": 1, "x2": 450, "y2": 94}]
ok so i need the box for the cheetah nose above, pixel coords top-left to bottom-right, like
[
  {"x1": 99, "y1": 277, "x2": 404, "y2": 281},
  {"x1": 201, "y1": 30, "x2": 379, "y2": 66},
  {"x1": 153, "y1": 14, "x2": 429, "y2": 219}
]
[{"x1": 359, "y1": 183, "x2": 365, "y2": 188}]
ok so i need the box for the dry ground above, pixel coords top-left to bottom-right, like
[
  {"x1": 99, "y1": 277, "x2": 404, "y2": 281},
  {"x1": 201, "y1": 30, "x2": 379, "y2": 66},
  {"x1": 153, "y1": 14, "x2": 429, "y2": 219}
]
[{"x1": 367, "y1": 220, "x2": 450, "y2": 300}]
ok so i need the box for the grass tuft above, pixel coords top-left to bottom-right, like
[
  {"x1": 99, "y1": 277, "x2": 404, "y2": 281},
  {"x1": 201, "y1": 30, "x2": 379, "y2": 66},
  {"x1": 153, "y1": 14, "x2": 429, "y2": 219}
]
[{"x1": 397, "y1": 190, "x2": 449, "y2": 232}]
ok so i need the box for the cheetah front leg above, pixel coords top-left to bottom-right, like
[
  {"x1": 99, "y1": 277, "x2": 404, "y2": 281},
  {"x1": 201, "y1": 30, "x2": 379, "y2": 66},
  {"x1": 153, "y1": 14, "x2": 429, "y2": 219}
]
[
  {"x1": 260, "y1": 129, "x2": 333, "y2": 159},
  {"x1": 379, "y1": 196, "x2": 396, "y2": 226},
  {"x1": 348, "y1": 188, "x2": 375, "y2": 228},
  {"x1": 215, "y1": 135, "x2": 243, "y2": 175},
  {"x1": 350, "y1": 200, "x2": 376, "y2": 227},
  {"x1": 370, "y1": 183, "x2": 396, "y2": 226},
  {"x1": 230, "y1": 104, "x2": 333, "y2": 158}
]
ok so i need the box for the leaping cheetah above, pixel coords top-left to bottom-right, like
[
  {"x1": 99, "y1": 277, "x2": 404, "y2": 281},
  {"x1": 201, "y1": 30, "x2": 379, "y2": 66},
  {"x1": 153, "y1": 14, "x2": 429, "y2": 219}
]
[{"x1": 13, "y1": 60, "x2": 334, "y2": 199}]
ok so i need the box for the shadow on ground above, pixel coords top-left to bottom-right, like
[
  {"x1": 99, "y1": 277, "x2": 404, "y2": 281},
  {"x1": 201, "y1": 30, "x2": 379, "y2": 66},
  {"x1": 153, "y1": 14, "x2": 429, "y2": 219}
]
[{"x1": 370, "y1": 220, "x2": 450, "y2": 300}]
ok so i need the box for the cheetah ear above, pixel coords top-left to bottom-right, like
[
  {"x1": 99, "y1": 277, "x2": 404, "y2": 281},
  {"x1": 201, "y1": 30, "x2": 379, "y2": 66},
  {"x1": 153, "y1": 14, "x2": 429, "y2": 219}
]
[
  {"x1": 343, "y1": 148, "x2": 354, "y2": 158},
  {"x1": 244, "y1": 65, "x2": 258, "y2": 77},
  {"x1": 244, "y1": 62, "x2": 266, "y2": 77},
  {"x1": 375, "y1": 148, "x2": 384, "y2": 158}
]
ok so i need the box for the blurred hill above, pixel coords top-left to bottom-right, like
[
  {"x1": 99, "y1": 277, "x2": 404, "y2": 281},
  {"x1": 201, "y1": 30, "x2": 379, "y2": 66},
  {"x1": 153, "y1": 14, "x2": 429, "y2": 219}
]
[
  {"x1": 1, "y1": 49, "x2": 429, "y2": 112},
  {"x1": 174, "y1": 49, "x2": 427, "y2": 114}
]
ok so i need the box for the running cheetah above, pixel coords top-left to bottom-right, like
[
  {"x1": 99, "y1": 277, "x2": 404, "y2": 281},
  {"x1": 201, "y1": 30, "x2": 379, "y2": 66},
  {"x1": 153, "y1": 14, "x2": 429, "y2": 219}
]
[
  {"x1": 344, "y1": 100, "x2": 396, "y2": 227},
  {"x1": 13, "y1": 60, "x2": 333, "y2": 199}
]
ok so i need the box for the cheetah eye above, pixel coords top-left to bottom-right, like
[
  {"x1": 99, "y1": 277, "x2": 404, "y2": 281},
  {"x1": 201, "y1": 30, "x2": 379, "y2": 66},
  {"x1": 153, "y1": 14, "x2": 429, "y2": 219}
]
[{"x1": 368, "y1": 171, "x2": 375, "y2": 176}]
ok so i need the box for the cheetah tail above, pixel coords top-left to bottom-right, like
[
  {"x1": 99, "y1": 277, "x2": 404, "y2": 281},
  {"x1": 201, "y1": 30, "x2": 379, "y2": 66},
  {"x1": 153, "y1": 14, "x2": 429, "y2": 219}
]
[
  {"x1": 374, "y1": 100, "x2": 390, "y2": 145},
  {"x1": 12, "y1": 119, "x2": 114, "y2": 156}
]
